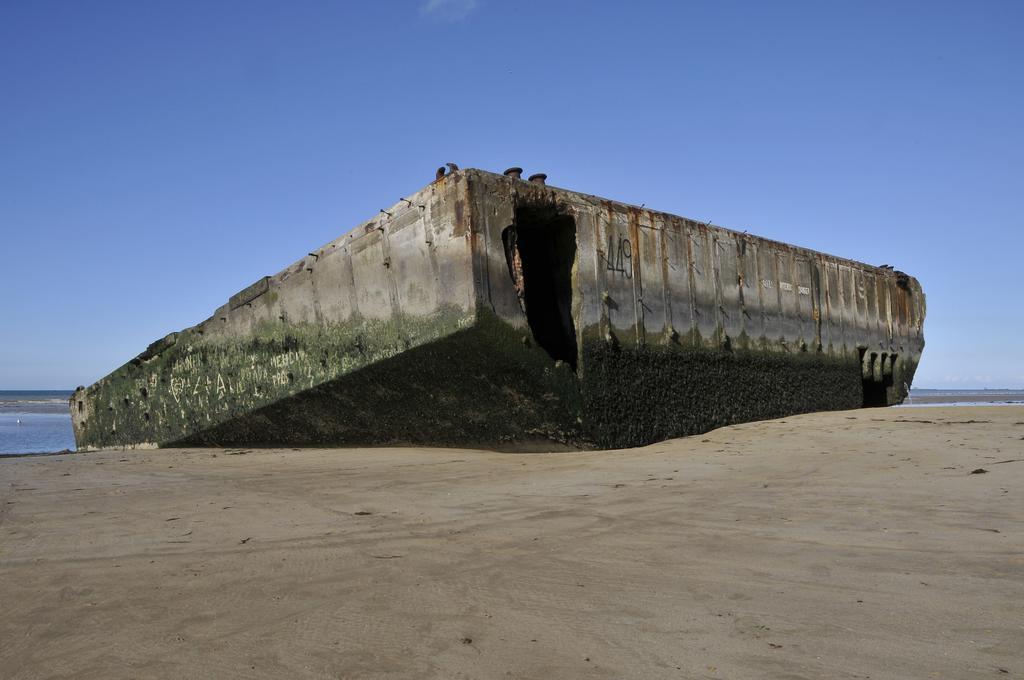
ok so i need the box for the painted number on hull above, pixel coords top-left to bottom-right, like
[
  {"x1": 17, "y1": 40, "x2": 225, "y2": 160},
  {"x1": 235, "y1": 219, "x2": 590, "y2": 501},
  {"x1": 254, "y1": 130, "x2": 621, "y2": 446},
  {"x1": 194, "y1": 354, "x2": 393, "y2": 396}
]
[{"x1": 606, "y1": 236, "x2": 632, "y2": 279}]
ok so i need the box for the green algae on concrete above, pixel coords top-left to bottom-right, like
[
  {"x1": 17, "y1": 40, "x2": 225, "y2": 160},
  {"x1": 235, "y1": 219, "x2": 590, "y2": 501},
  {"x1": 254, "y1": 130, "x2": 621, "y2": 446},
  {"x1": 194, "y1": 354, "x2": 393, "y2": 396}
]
[
  {"x1": 172, "y1": 309, "x2": 584, "y2": 449},
  {"x1": 73, "y1": 307, "x2": 475, "y2": 450}
]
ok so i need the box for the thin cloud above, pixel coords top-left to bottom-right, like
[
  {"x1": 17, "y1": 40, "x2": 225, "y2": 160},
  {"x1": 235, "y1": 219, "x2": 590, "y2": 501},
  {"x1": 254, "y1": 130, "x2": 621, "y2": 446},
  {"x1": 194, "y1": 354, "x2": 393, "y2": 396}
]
[{"x1": 420, "y1": 0, "x2": 479, "y2": 21}]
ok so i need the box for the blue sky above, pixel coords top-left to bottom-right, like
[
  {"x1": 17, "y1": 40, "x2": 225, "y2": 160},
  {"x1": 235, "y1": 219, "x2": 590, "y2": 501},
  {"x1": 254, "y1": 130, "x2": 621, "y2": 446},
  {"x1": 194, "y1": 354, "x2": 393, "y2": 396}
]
[{"x1": 1, "y1": 1, "x2": 1021, "y2": 389}]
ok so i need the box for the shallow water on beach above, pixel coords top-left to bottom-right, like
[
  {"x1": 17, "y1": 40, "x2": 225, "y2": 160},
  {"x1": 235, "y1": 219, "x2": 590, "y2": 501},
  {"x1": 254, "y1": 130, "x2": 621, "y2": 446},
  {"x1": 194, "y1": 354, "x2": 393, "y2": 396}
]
[{"x1": 0, "y1": 391, "x2": 74, "y2": 455}]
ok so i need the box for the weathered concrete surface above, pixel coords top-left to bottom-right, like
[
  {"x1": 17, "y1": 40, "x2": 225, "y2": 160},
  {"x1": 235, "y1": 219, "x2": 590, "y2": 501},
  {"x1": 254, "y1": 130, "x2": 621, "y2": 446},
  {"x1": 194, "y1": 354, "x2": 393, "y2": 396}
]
[
  {"x1": 467, "y1": 171, "x2": 925, "y2": 449},
  {"x1": 72, "y1": 172, "x2": 480, "y2": 450},
  {"x1": 3, "y1": 408, "x2": 1020, "y2": 679},
  {"x1": 72, "y1": 169, "x2": 926, "y2": 450}
]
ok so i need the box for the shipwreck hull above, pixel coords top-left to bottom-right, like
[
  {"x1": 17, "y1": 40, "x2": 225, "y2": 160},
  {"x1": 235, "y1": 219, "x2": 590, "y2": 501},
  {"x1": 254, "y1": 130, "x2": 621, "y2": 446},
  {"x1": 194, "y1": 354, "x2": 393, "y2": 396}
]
[{"x1": 72, "y1": 169, "x2": 925, "y2": 451}]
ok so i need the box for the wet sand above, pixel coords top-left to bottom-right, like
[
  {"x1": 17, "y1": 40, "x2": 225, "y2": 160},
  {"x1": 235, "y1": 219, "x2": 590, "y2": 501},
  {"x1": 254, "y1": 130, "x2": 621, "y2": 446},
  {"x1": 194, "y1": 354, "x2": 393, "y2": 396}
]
[{"x1": 2, "y1": 407, "x2": 1022, "y2": 679}]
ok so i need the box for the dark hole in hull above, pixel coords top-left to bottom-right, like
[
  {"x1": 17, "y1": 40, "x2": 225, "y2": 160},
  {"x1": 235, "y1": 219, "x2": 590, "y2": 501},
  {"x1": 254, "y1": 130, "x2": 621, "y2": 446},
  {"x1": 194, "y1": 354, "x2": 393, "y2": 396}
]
[{"x1": 505, "y1": 208, "x2": 578, "y2": 370}]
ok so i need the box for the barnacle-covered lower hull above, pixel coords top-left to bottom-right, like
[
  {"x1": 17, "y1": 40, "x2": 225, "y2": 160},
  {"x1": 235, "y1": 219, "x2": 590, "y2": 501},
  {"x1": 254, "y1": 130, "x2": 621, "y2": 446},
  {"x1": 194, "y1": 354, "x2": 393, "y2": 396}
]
[{"x1": 71, "y1": 169, "x2": 925, "y2": 451}]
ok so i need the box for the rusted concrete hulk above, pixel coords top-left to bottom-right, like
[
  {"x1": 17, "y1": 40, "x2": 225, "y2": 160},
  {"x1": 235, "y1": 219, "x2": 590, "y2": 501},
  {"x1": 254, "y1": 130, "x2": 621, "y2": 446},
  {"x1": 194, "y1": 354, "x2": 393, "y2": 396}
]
[{"x1": 71, "y1": 169, "x2": 925, "y2": 451}]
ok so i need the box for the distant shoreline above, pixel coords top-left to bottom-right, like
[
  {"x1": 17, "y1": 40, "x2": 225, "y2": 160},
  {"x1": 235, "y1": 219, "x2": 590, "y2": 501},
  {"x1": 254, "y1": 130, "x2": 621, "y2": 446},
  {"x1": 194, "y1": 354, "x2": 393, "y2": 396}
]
[{"x1": 901, "y1": 391, "x2": 1024, "y2": 406}]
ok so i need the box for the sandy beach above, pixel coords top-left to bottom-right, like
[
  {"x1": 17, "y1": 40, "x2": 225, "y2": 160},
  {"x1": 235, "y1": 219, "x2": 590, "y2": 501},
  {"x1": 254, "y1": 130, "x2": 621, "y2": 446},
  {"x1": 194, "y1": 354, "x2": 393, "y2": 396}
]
[{"x1": 1, "y1": 406, "x2": 1021, "y2": 679}]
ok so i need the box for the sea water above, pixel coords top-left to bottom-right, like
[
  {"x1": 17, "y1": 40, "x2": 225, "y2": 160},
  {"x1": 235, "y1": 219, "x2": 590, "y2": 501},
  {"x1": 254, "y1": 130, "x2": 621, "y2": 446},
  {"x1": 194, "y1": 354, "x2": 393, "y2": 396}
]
[
  {"x1": 900, "y1": 389, "x2": 1024, "y2": 407},
  {"x1": 0, "y1": 391, "x2": 75, "y2": 455}
]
